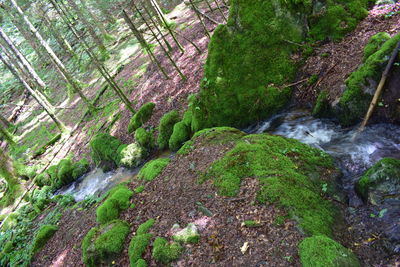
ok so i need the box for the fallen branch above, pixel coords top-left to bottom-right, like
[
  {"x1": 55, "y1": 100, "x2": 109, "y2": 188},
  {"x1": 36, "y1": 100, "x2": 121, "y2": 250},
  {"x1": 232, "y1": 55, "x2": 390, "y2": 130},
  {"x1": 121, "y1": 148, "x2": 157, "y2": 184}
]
[
  {"x1": 358, "y1": 40, "x2": 400, "y2": 132},
  {"x1": 186, "y1": 1, "x2": 222, "y2": 24}
]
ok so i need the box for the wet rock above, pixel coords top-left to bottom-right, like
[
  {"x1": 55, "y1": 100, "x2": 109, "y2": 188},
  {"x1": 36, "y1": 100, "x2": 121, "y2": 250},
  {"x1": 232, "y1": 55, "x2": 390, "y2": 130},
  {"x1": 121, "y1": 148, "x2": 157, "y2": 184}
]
[{"x1": 172, "y1": 223, "x2": 200, "y2": 244}]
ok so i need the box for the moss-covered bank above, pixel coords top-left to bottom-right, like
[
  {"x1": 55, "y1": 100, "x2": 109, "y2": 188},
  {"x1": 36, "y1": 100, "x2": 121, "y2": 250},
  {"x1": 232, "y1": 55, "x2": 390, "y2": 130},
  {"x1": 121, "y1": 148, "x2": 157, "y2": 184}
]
[{"x1": 188, "y1": 0, "x2": 370, "y2": 132}]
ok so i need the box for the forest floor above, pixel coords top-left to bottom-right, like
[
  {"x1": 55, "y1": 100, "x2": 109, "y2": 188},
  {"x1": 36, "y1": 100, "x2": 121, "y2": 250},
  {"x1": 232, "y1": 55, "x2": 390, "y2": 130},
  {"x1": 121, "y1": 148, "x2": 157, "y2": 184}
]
[{"x1": 2, "y1": 1, "x2": 400, "y2": 267}]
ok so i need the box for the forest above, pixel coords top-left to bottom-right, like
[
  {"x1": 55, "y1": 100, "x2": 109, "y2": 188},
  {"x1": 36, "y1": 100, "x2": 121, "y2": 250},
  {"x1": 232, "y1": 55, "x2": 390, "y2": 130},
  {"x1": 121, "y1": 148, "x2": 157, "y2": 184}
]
[{"x1": 0, "y1": 0, "x2": 399, "y2": 266}]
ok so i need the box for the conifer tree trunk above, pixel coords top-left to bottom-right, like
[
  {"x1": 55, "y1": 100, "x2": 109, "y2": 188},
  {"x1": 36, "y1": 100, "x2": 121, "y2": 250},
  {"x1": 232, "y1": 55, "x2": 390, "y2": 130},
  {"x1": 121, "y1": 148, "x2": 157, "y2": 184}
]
[
  {"x1": 79, "y1": 0, "x2": 108, "y2": 36},
  {"x1": 65, "y1": 0, "x2": 107, "y2": 54},
  {"x1": 49, "y1": 0, "x2": 135, "y2": 114},
  {"x1": 93, "y1": 0, "x2": 116, "y2": 24},
  {"x1": 38, "y1": 4, "x2": 77, "y2": 59},
  {"x1": 0, "y1": 52, "x2": 67, "y2": 133},
  {"x1": 0, "y1": 125, "x2": 15, "y2": 145},
  {"x1": 8, "y1": 0, "x2": 95, "y2": 112},
  {"x1": 121, "y1": 9, "x2": 169, "y2": 79},
  {"x1": 189, "y1": 0, "x2": 210, "y2": 38}
]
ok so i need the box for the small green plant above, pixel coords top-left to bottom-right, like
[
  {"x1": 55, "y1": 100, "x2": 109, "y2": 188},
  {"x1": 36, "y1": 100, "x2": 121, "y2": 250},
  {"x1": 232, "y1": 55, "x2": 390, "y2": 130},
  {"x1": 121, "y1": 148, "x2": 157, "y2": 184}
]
[{"x1": 152, "y1": 237, "x2": 182, "y2": 264}]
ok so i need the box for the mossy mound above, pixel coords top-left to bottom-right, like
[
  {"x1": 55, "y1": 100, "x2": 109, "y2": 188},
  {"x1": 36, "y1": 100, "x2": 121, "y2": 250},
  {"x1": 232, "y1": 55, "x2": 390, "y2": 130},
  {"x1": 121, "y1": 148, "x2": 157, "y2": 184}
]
[
  {"x1": 82, "y1": 220, "x2": 130, "y2": 267},
  {"x1": 363, "y1": 32, "x2": 391, "y2": 62},
  {"x1": 299, "y1": 235, "x2": 360, "y2": 267},
  {"x1": 34, "y1": 157, "x2": 89, "y2": 190},
  {"x1": 128, "y1": 102, "x2": 155, "y2": 133},
  {"x1": 96, "y1": 185, "x2": 133, "y2": 224},
  {"x1": 157, "y1": 110, "x2": 180, "y2": 150},
  {"x1": 188, "y1": 0, "x2": 369, "y2": 132},
  {"x1": 312, "y1": 90, "x2": 333, "y2": 118},
  {"x1": 152, "y1": 237, "x2": 182, "y2": 264},
  {"x1": 169, "y1": 121, "x2": 191, "y2": 151},
  {"x1": 90, "y1": 133, "x2": 126, "y2": 170},
  {"x1": 201, "y1": 128, "x2": 337, "y2": 236},
  {"x1": 336, "y1": 33, "x2": 400, "y2": 126},
  {"x1": 32, "y1": 224, "x2": 58, "y2": 254},
  {"x1": 134, "y1": 128, "x2": 154, "y2": 150},
  {"x1": 137, "y1": 158, "x2": 170, "y2": 181},
  {"x1": 356, "y1": 157, "x2": 400, "y2": 205},
  {"x1": 128, "y1": 219, "x2": 155, "y2": 267}
]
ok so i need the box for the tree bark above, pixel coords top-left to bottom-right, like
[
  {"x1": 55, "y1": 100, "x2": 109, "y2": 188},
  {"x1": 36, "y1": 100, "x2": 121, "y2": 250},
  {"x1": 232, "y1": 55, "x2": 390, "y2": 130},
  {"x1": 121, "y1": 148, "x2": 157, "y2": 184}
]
[
  {"x1": 93, "y1": 0, "x2": 116, "y2": 24},
  {"x1": 0, "y1": 52, "x2": 67, "y2": 133},
  {"x1": 0, "y1": 114, "x2": 11, "y2": 128},
  {"x1": 79, "y1": 0, "x2": 108, "y2": 36},
  {"x1": 8, "y1": 0, "x2": 95, "y2": 112}
]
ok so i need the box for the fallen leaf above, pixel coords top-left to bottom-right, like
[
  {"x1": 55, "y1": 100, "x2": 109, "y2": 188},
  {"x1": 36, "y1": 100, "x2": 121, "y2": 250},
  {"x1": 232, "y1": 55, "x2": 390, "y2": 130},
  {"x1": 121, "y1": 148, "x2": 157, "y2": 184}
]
[{"x1": 241, "y1": 242, "x2": 249, "y2": 254}]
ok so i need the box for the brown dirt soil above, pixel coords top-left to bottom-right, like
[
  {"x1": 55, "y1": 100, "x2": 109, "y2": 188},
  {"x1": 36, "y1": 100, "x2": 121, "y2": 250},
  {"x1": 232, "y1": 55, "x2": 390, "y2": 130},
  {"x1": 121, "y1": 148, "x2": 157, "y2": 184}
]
[
  {"x1": 31, "y1": 206, "x2": 97, "y2": 267},
  {"x1": 293, "y1": 3, "x2": 400, "y2": 110},
  {"x1": 114, "y1": 133, "x2": 303, "y2": 267}
]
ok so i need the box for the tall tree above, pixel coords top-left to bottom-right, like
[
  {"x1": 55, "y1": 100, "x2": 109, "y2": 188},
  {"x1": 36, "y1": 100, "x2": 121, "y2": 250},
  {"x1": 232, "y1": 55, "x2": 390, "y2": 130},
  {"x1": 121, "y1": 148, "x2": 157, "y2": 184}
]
[
  {"x1": 93, "y1": 0, "x2": 116, "y2": 24},
  {"x1": 0, "y1": 51, "x2": 67, "y2": 133},
  {"x1": 50, "y1": 0, "x2": 135, "y2": 114},
  {"x1": 8, "y1": 0, "x2": 95, "y2": 111}
]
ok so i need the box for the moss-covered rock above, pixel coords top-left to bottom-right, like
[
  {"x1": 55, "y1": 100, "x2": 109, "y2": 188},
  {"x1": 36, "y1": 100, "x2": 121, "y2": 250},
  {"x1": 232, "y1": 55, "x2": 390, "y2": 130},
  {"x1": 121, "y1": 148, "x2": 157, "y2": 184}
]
[
  {"x1": 90, "y1": 133, "x2": 126, "y2": 170},
  {"x1": 169, "y1": 121, "x2": 191, "y2": 151},
  {"x1": 201, "y1": 128, "x2": 337, "y2": 236},
  {"x1": 35, "y1": 172, "x2": 52, "y2": 187},
  {"x1": 72, "y1": 158, "x2": 90, "y2": 180},
  {"x1": 188, "y1": 0, "x2": 369, "y2": 132},
  {"x1": 336, "y1": 33, "x2": 400, "y2": 126},
  {"x1": 82, "y1": 220, "x2": 130, "y2": 267},
  {"x1": 32, "y1": 224, "x2": 58, "y2": 254},
  {"x1": 356, "y1": 157, "x2": 400, "y2": 205},
  {"x1": 128, "y1": 219, "x2": 155, "y2": 267},
  {"x1": 128, "y1": 103, "x2": 155, "y2": 133},
  {"x1": 96, "y1": 185, "x2": 133, "y2": 224},
  {"x1": 54, "y1": 159, "x2": 74, "y2": 188},
  {"x1": 134, "y1": 128, "x2": 153, "y2": 150},
  {"x1": 299, "y1": 235, "x2": 360, "y2": 267},
  {"x1": 157, "y1": 110, "x2": 180, "y2": 150},
  {"x1": 119, "y1": 143, "x2": 146, "y2": 168},
  {"x1": 137, "y1": 158, "x2": 170, "y2": 181},
  {"x1": 312, "y1": 90, "x2": 333, "y2": 118},
  {"x1": 363, "y1": 32, "x2": 391, "y2": 62},
  {"x1": 152, "y1": 237, "x2": 182, "y2": 264}
]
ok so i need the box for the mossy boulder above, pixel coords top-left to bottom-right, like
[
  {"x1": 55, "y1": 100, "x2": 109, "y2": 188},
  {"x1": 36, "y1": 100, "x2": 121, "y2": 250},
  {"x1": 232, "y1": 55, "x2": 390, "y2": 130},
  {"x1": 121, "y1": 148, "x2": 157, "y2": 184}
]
[
  {"x1": 188, "y1": 0, "x2": 369, "y2": 132},
  {"x1": 152, "y1": 237, "x2": 182, "y2": 264},
  {"x1": 119, "y1": 143, "x2": 146, "y2": 168},
  {"x1": 72, "y1": 158, "x2": 90, "y2": 180},
  {"x1": 90, "y1": 133, "x2": 126, "y2": 170},
  {"x1": 312, "y1": 90, "x2": 333, "y2": 118},
  {"x1": 128, "y1": 102, "x2": 155, "y2": 133},
  {"x1": 137, "y1": 158, "x2": 170, "y2": 181},
  {"x1": 201, "y1": 127, "x2": 338, "y2": 236},
  {"x1": 172, "y1": 223, "x2": 200, "y2": 244},
  {"x1": 134, "y1": 128, "x2": 153, "y2": 150},
  {"x1": 299, "y1": 235, "x2": 360, "y2": 267},
  {"x1": 356, "y1": 157, "x2": 400, "y2": 205},
  {"x1": 82, "y1": 220, "x2": 130, "y2": 267},
  {"x1": 169, "y1": 121, "x2": 191, "y2": 151},
  {"x1": 128, "y1": 219, "x2": 155, "y2": 267},
  {"x1": 335, "y1": 33, "x2": 400, "y2": 126},
  {"x1": 32, "y1": 224, "x2": 58, "y2": 254},
  {"x1": 157, "y1": 110, "x2": 180, "y2": 150},
  {"x1": 363, "y1": 32, "x2": 391, "y2": 62},
  {"x1": 96, "y1": 185, "x2": 133, "y2": 224}
]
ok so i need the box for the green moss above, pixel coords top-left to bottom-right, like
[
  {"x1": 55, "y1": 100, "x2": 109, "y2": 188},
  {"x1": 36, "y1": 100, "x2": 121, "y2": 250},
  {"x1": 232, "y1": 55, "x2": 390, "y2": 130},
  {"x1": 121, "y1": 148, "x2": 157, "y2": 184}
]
[
  {"x1": 137, "y1": 219, "x2": 155, "y2": 235},
  {"x1": 169, "y1": 121, "x2": 191, "y2": 151},
  {"x1": 134, "y1": 128, "x2": 153, "y2": 149},
  {"x1": 90, "y1": 133, "x2": 125, "y2": 167},
  {"x1": 308, "y1": 74, "x2": 319, "y2": 85},
  {"x1": 312, "y1": 90, "x2": 332, "y2": 118},
  {"x1": 96, "y1": 185, "x2": 133, "y2": 224},
  {"x1": 202, "y1": 129, "x2": 336, "y2": 236},
  {"x1": 134, "y1": 259, "x2": 148, "y2": 267},
  {"x1": 152, "y1": 237, "x2": 182, "y2": 264},
  {"x1": 363, "y1": 32, "x2": 391, "y2": 62},
  {"x1": 337, "y1": 33, "x2": 400, "y2": 126},
  {"x1": 128, "y1": 102, "x2": 155, "y2": 133},
  {"x1": 243, "y1": 220, "x2": 261, "y2": 227},
  {"x1": 157, "y1": 110, "x2": 180, "y2": 150},
  {"x1": 32, "y1": 224, "x2": 58, "y2": 254},
  {"x1": 299, "y1": 235, "x2": 360, "y2": 267},
  {"x1": 129, "y1": 233, "x2": 153, "y2": 266},
  {"x1": 308, "y1": 1, "x2": 368, "y2": 42},
  {"x1": 137, "y1": 158, "x2": 170, "y2": 181},
  {"x1": 54, "y1": 159, "x2": 74, "y2": 188},
  {"x1": 182, "y1": 110, "x2": 193, "y2": 127},
  {"x1": 134, "y1": 185, "x2": 145, "y2": 193},
  {"x1": 82, "y1": 220, "x2": 130, "y2": 267},
  {"x1": 356, "y1": 157, "x2": 400, "y2": 201},
  {"x1": 35, "y1": 172, "x2": 52, "y2": 187},
  {"x1": 72, "y1": 158, "x2": 89, "y2": 180}
]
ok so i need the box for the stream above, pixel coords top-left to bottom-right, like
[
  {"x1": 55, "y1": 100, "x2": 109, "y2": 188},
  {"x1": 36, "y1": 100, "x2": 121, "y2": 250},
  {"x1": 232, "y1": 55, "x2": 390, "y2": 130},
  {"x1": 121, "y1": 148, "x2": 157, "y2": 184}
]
[{"x1": 58, "y1": 109, "x2": 400, "y2": 254}]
